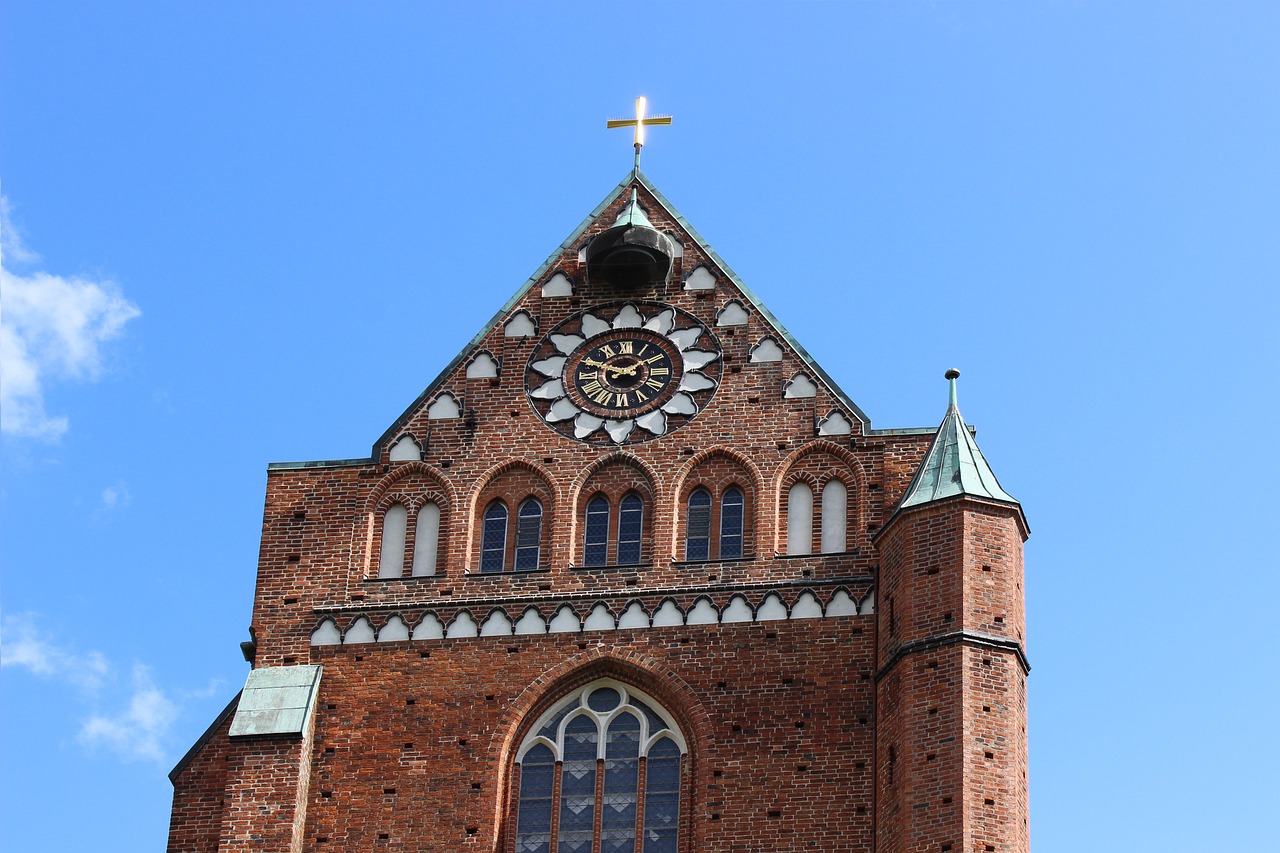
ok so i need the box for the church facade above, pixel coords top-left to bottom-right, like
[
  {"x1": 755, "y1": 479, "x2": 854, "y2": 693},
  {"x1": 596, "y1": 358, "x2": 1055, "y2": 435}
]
[{"x1": 167, "y1": 170, "x2": 1030, "y2": 853}]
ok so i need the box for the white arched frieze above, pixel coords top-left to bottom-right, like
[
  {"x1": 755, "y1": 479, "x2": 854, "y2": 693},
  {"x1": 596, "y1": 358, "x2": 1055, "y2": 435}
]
[
  {"x1": 428, "y1": 392, "x2": 461, "y2": 419},
  {"x1": 311, "y1": 588, "x2": 875, "y2": 646},
  {"x1": 541, "y1": 272, "x2": 574, "y2": 297},
  {"x1": 466, "y1": 351, "x2": 499, "y2": 378},
  {"x1": 750, "y1": 337, "x2": 784, "y2": 363}
]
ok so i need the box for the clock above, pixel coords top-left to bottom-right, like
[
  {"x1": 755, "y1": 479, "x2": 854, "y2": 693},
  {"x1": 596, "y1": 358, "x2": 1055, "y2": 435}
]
[{"x1": 526, "y1": 302, "x2": 722, "y2": 445}]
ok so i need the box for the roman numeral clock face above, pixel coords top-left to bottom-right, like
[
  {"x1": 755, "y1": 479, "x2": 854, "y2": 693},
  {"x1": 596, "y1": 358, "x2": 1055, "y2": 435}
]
[{"x1": 526, "y1": 303, "x2": 722, "y2": 445}]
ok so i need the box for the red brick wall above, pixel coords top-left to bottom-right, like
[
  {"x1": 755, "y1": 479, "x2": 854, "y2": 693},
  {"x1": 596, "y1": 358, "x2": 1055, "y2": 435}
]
[
  {"x1": 303, "y1": 618, "x2": 876, "y2": 852},
  {"x1": 169, "y1": 712, "x2": 234, "y2": 853},
  {"x1": 875, "y1": 500, "x2": 1028, "y2": 853},
  {"x1": 168, "y1": 179, "x2": 1028, "y2": 853}
]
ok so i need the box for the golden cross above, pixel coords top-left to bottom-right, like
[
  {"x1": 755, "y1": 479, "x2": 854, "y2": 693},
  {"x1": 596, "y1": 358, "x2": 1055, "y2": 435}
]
[{"x1": 607, "y1": 96, "x2": 672, "y2": 170}]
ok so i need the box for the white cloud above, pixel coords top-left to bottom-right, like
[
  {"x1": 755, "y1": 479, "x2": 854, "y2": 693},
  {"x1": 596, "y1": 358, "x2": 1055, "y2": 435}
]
[
  {"x1": 0, "y1": 196, "x2": 140, "y2": 439},
  {"x1": 1, "y1": 612, "x2": 190, "y2": 764},
  {"x1": 101, "y1": 481, "x2": 132, "y2": 510},
  {"x1": 1, "y1": 611, "x2": 110, "y2": 691},
  {"x1": 79, "y1": 665, "x2": 179, "y2": 763}
]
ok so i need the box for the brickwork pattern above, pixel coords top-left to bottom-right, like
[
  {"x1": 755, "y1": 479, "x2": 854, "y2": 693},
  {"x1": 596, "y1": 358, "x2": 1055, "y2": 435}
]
[{"x1": 167, "y1": 179, "x2": 1028, "y2": 853}]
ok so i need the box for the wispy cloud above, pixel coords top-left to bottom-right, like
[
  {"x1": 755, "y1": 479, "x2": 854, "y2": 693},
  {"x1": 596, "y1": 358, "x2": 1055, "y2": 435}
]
[
  {"x1": 101, "y1": 481, "x2": 132, "y2": 510},
  {"x1": 1, "y1": 611, "x2": 110, "y2": 691},
  {"x1": 79, "y1": 665, "x2": 179, "y2": 763},
  {"x1": 1, "y1": 612, "x2": 198, "y2": 763},
  {"x1": 0, "y1": 196, "x2": 140, "y2": 439}
]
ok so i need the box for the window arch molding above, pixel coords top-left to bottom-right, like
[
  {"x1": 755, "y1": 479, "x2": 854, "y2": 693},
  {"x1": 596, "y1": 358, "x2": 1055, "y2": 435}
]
[
  {"x1": 510, "y1": 678, "x2": 689, "y2": 853},
  {"x1": 570, "y1": 452, "x2": 659, "y2": 567},
  {"x1": 670, "y1": 446, "x2": 763, "y2": 562},
  {"x1": 364, "y1": 461, "x2": 456, "y2": 577},
  {"x1": 470, "y1": 459, "x2": 558, "y2": 573},
  {"x1": 367, "y1": 480, "x2": 451, "y2": 580},
  {"x1": 773, "y1": 441, "x2": 866, "y2": 556}
]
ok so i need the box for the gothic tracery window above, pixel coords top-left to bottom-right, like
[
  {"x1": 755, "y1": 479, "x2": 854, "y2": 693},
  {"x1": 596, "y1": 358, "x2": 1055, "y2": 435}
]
[{"x1": 514, "y1": 681, "x2": 684, "y2": 853}]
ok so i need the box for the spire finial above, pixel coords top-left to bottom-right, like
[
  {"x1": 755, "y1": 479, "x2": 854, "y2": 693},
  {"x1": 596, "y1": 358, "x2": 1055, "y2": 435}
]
[
  {"x1": 607, "y1": 96, "x2": 672, "y2": 171},
  {"x1": 945, "y1": 368, "x2": 960, "y2": 409}
]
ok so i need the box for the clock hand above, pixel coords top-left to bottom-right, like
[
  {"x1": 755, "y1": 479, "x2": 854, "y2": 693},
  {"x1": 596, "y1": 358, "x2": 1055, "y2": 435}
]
[{"x1": 604, "y1": 361, "x2": 640, "y2": 377}]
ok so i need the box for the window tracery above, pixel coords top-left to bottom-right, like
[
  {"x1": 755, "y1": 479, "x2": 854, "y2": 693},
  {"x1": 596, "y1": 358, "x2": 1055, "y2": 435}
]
[{"x1": 515, "y1": 681, "x2": 684, "y2": 853}]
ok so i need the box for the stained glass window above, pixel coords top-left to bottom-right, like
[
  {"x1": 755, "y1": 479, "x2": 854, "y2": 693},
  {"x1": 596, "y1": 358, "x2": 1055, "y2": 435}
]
[
  {"x1": 481, "y1": 501, "x2": 507, "y2": 573},
  {"x1": 584, "y1": 495, "x2": 610, "y2": 567},
  {"x1": 685, "y1": 489, "x2": 712, "y2": 561},
  {"x1": 516, "y1": 682, "x2": 684, "y2": 853},
  {"x1": 617, "y1": 494, "x2": 644, "y2": 565},
  {"x1": 719, "y1": 487, "x2": 745, "y2": 559},
  {"x1": 515, "y1": 498, "x2": 543, "y2": 571}
]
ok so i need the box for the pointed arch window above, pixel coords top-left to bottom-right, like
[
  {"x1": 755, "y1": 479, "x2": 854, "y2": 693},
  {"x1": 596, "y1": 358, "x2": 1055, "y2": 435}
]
[
  {"x1": 786, "y1": 482, "x2": 814, "y2": 556},
  {"x1": 583, "y1": 495, "x2": 610, "y2": 567},
  {"x1": 377, "y1": 503, "x2": 408, "y2": 578},
  {"x1": 820, "y1": 479, "x2": 847, "y2": 554},
  {"x1": 617, "y1": 493, "x2": 644, "y2": 565},
  {"x1": 481, "y1": 500, "x2": 508, "y2": 573},
  {"x1": 515, "y1": 498, "x2": 544, "y2": 571},
  {"x1": 685, "y1": 488, "x2": 712, "y2": 561},
  {"x1": 514, "y1": 681, "x2": 685, "y2": 853},
  {"x1": 412, "y1": 502, "x2": 440, "y2": 576},
  {"x1": 719, "y1": 487, "x2": 744, "y2": 559}
]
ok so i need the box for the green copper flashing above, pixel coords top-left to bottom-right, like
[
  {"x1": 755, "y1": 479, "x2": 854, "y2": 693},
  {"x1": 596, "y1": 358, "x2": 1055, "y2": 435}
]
[
  {"x1": 896, "y1": 369, "x2": 1019, "y2": 513},
  {"x1": 614, "y1": 188, "x2": 654, "y2": 228}
]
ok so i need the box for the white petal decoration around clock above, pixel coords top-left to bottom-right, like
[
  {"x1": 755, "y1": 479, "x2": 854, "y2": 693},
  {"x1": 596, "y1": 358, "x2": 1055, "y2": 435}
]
[
  {"x1": 681, "y1": 349, "x2": 720, "y2": 371},
  {"x1": 661, "y1": 393, "x2": 697, "y2": 415},
  {"x1": 574, "y1": 413, "x2": 604, "y2": 438},
  {"x1": 612, "y1": 304, "x2": 643, "y2": 328},
  {"x1": 643, "y1": 308, "x2": 675, "y2": 335},
  {"x1": 552, "y1": 334, "x2": 584, "y2": 355},
  {"x1": 678, "y1": 371, "x2": 717, "y2": 392},
  {"x1": 580, "y1": 312, "x2": 611, "y2": 338},
  {"x1": 547, "y1": 398, "x2": 581, "y2": 423},
  {"x1": 667, "y1": 326, "x2": 703, "y2": 351},
  {"x1": 531, "y1": 356, "x2": 566, "y2": 377},
  {"x1": 604, "y1": 419, "x2": 635, "y2": 443},
  {"x1": 530, "y1": 378, "x2": 565, "y2": 400},
  {"x1": 635, "y1": 409, "x2": 667, "y2": 435}
]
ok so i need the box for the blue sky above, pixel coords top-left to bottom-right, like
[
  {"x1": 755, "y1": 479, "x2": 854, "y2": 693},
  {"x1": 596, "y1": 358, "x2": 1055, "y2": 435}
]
[{"x1": 2, "y1": 2, "x2": 1277, "y2": 850}]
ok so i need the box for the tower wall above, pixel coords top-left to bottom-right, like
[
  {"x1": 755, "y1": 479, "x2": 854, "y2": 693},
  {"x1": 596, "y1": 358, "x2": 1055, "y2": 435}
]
[{"x1": 875, "y1": 499, "x2": 1028, "y2": 853}]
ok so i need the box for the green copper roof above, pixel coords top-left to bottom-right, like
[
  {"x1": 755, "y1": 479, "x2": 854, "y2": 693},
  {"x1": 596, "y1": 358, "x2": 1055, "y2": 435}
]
[
  {"x1": 614, "y1": 187, "x2": 654, "y2": 228},
  {"x1": 896, "y1": 369, "x2": 1019, "y2": 512}
]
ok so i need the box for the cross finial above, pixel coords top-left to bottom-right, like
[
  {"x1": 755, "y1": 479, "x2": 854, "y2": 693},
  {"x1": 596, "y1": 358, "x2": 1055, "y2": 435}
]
[{"x1": 607, "y1": 96, "x2": 672, "y2": 171}]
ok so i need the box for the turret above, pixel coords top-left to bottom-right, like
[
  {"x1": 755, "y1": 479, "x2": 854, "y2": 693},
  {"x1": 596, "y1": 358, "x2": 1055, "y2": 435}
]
[{"x1": 874, "y1": 369, "x2": 1030, "y2": 853}]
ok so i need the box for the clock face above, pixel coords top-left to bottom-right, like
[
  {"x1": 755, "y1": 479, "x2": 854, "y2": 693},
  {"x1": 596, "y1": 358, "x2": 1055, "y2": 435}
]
[
  {"x1": 526, "y1": 302, "x2": 722, "y2": 445},
  {"x1": 566, "y1": 331, "x2": 679, "y2": 417}
]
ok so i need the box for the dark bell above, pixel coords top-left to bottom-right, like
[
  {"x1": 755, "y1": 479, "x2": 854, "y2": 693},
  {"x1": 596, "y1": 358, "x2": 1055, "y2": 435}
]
[{"x1": 585, "y1": 223, "x2": 676, "y2": 289}]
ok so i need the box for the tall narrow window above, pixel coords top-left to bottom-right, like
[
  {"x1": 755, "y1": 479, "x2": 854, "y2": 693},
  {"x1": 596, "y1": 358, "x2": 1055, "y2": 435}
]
[
  {"x1": 514, "y1": 498, "x2": 543, "y2": 571},
  {"x1": 820, "y1": 479, "x2": 847, "y2": 554},
  {"x1": 411, "y1": 502, "x2": 440, "y2": 576},
  {"x1": 616, "y1": 494, "x2": 644, "y2": 565},
  {"x1": 516, "y1": 744, "x2": 555, "y2": 853},
  {"x1": 720, "y1": 486, "x2": 745, "y2": 559},
  {"x1": 643, "y1": 737, "x2": 682, "y2": 852},
  {"x1": 601, "y1": 712, "x2": 641, "y2": 851},
  {"x1": 786, "y1": 481, "x2": 814, "y2": 556},
  {"x1": 481, "y1": 500, "x2": 508, "y2": 573},
  {"x1": 583, "y1": 495, "x2": 610, "y2": 567},
  {"x1": 685, "y1": 488, "x2": 712, "y2": 561},
  {"x1": 515, "y1": 682, "x2": 685, "y2": 853},
  {"x1": 558, "y1": 714, "x2": 598, "y2": 852},
  {"x1": 377, "y1": 503, "x2": 408, "y2": 578}
]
